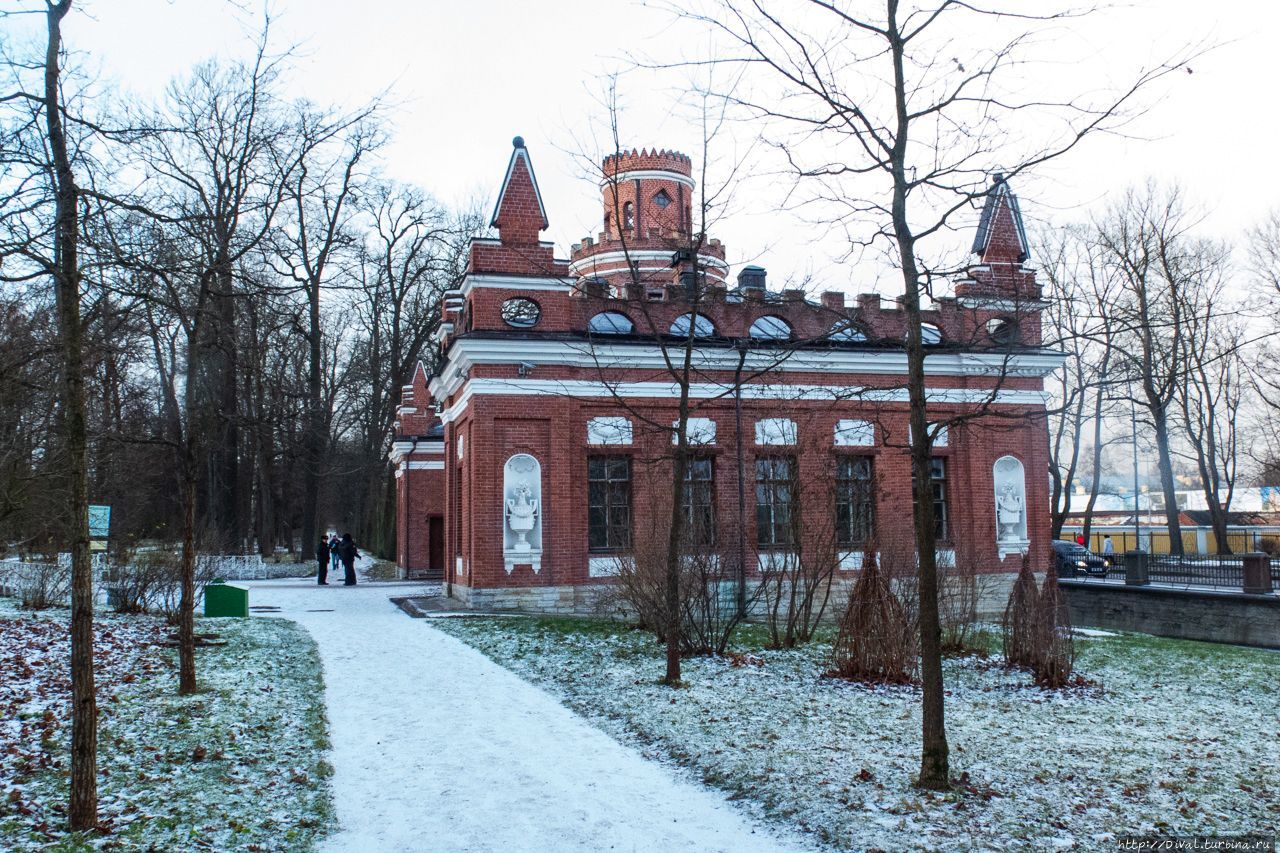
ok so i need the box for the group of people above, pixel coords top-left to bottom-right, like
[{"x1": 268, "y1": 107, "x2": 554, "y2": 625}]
[{"x1": 316, "y1": 532, "x2": 359, "y2": 586}]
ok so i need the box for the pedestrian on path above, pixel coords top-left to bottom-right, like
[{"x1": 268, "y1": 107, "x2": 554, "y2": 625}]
[
  {"x1": 316, "y1": 538, "x2": 330, "y2": 585},
  {"x1": 1102, "y1": 535, "x2": 1115, "y2": 555},
  {"x1": 339, "y1": 533, "x2": 359, "y2": 586}
]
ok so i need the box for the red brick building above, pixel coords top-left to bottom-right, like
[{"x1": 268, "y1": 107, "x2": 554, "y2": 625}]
[{"x1": 390, "y1": 137, "x2": 1063, "y2": 611}]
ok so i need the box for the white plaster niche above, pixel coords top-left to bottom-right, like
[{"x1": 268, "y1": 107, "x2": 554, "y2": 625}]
[
  {"x1": 993, "y1": 455, "x2": 1029, "y2": 558},
  {"x1": 503, "y1": 453, "x2": 543, "y2": 574}
]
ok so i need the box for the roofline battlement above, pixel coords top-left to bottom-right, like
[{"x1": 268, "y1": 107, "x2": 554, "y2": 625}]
[{"x1": 602, "y1": 147, "x2": 693, "y2": 178}]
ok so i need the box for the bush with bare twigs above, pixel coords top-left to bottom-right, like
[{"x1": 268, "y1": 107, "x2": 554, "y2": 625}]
[
  {"x1": 1002, "y1": 552, "x2": 1040, "y2": 669},
  {"x1": 1030, "y1": 563, "x2": 1075, "y2": 687},
  {"x1": 829, "y1": 545, "x2": 918, "y2": 683}
]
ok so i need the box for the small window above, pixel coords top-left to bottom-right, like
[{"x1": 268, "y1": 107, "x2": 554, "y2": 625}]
[
  {"x1": 653, "y1": 189, "x2": 671, "y2": 209},
  {"x1": 829, "y1": 320, "x2": 867, "y2": 342},
  {"x1": 920, "y1": 323, "x2": 942, "y2": 344},
  {"x1": 986, "y1": 317, "x2": 1019, "y2": 346},
  {"x1": 588, "y1": 311, "x2": 634, "y2": 335},
  {"x1": 750, "y1": 315, "x2": 792, "y2": 340},
  {"x1": 623, "y1": 201, "x2": 635, "y2": 230},
  {"x1": 500, "y1": 297, "x2": 540, "y2": 328},
  {"x1": 670, "y1": 313, "x2": 716, "y2": 338}
]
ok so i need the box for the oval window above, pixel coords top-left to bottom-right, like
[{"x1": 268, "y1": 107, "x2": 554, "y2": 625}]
[
  {"x1": 986, "y1": 317, "x2": 1019, "y2": 345},
  {"x1": 670, "y1": 313, "x2": 716, "y2": 338},
  {"x1": 750, "y1": 315, "x2": 792, "y2": 340},
  {"x1": 588, "y1": 311, "x2": 634, "y2": 334},
  {"x1": 501, "y1": 297, "x2": 541, "y2": 328}
]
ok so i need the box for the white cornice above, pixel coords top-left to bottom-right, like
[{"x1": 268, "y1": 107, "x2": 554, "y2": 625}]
[
  {"x1": 427, "y1": 337, "x2": 1067, "y2": 402},
  {"x1": 603, "y1": 170, "x2": 696, "y2": 189},
  {"x1": 568, "y1": 250, "x2": 729, "y2": 277},
  {"x1": 459, "y1": 274, "x2": 573, "y2": 297},
  {"x1": 388, "y1": 439, "x2": 445, "y2": 465},
  {"x1": 955, "y1": 296, "x2": 1050, "y2": 312},
  {"x1": 438, "y1": 377, "x2": 1050, "y2": 424}
]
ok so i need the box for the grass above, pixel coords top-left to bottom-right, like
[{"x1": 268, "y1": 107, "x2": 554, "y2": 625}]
[
  {"x1": 0, "y1": 605, "x2": 333, "y2": 852},
  {"x1": 433, "y1": 614, "x2": 1280, "y2": 850}
]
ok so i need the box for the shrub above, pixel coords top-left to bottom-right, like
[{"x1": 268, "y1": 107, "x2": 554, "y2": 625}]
[
  {"x1": 1030, "y1": 562, "x2": 1075, "y2": 687},
  {"x1": 829, "y1": 545, "x2": 918, "y2": 684},
  {"x1": 18, "y1": 559, "x2": 70, "y2": 610},
  {"x1": 1001, "y1": 552, "x2": 1039, "y2": 668}
]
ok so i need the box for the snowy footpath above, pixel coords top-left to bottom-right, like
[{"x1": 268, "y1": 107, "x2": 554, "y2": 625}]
[{"x1": 245, "y1": 571, "x2": 813, "y2": 853}]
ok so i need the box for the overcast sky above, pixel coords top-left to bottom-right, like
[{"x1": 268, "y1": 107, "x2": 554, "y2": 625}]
[{"x1": 18, "y1": 0, "x2": 1280, "y2": 295}]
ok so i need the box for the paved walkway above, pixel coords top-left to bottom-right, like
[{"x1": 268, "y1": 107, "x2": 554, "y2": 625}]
[{"x1": 246, "y1": 572, "x2": 811, "y2": 853}]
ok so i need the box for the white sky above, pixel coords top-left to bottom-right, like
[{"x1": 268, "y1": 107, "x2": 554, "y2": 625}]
[{"x1": 16, "y1": 0, "x2": 1280, "y2": 295}]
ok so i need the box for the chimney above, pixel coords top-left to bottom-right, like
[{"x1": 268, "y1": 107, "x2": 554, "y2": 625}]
[{"x1": 737, "y1": 265, "x2": 767, "y2": 292}]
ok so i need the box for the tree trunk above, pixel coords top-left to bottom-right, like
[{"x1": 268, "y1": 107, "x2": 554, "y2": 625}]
[
  {"x1": 45, "y1": 0, "x2": 98, "y2": 830},
  {"x1": 1149, "y1": 404, "x2": 1183, "y2": 555},
  {"x1": 301, "y1": 283, "x2": 323, "y2": 554},
  {"x1": 889, "y1": 4, "x2": 949, "y2": 791}
]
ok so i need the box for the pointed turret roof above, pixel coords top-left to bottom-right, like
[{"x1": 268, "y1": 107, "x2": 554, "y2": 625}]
[
  {"x1": 490, "y1": 136, "x2": 548, "y2": 246},
  {"x1": 971, "y1": 173, "x2": 1029, "y2": 264}
]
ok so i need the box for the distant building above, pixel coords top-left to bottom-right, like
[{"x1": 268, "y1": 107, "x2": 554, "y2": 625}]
[{"x1": 390, "y1": 138, "x2": 1064, "y2": 612}]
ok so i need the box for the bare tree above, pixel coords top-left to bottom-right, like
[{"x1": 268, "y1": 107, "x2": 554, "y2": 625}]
[{"x1": 669, "y1": 0, "x2": 1194, "y2": 789}]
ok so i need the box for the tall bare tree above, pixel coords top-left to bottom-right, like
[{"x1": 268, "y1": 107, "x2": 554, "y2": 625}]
[{"x1": 672, "y1": 0, "x2": 1193, "y2": 788}]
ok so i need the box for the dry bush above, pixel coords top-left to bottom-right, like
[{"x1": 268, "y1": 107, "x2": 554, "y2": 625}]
[
  {"x1": 18, "y1": 559, "x2": 71, "y2": 609},
  {"x1": 1001, "y1": 552, "x2": 1040, "y2": 668},
  {"x1": 1030, "y1": 562, "x2": 1076, "y2": 687},
  {"x1": 829, "y1": 544, "x2": 918, "y2": 683},
  {"x1": 758, "y1": 538, "x2": 839, "y2": 649},
  {"x1": 108, "y1": 549, "x2": 175, "y2": 614},
  {"x1": 939, "y1": 543, "x2": 986, "y2": 655}
]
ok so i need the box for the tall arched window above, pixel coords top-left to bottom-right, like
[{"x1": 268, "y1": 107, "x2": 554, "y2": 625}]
[
  {"x1": 670, "y1": 313, "x2": 716, "y2": 338},
  {"x1": 623, "y1": 201, "x2": 635, "y2": 230}
]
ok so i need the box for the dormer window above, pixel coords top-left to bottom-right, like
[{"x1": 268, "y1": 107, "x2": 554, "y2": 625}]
[
  {"x1": 653, "y1": 189, "x2": 671, "y2": 209},
  {"x1": 623, "y1": 201, "x2": 635, "y2": 230}
]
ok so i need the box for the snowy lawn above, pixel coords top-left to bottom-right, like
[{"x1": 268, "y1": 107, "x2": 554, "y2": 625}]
[
  {"x1": 0, "y1": 598, "x2": 333, "y2": 851},
  {"x1": 433, "y1": 616, "x2": 1279, "y2": 850}
]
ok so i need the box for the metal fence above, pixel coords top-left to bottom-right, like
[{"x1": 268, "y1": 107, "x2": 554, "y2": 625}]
[{"x1": 1066, "y1": 551, "x2": 1280, "y2": 592}]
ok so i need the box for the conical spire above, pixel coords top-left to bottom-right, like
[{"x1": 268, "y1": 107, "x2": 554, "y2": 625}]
[
  {"x1": 971, "y1": 173, "x2": 1029, "y2": 264},
  {"x1": 490, "y1": 136, "x2": 549, "y2": 247}
]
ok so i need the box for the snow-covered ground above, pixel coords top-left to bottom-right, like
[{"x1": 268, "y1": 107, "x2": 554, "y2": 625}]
[
  {"x1": 0, "y1": 596, "x2": 331, "y2": 850},
  {"x1": 247, "y1": 570, "x2": 815, "y2": 853},
  {"x1": 433, "y1": 616, "x2": 1280, "y2": 851}
]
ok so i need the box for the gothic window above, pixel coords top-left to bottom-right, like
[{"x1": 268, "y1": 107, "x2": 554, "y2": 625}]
[
  {"x1": 750, "y1": 315, "x2": 792, "y2": 340},
  {"x1": 670, "y1": 313, "x2": 716, "y2": 338},
  {"x1": 681, "y1": 456, "x2": 715, "y2": 547},
  {"x1": 653, "y1": 189, "x2": 672, "y2": 209},
  {"x1": 500, "y1": 297, "x2": 541, "y2": 328},
  {"x1": 755, "y1": 456, "x2": 795, "y2": 547},
  {"x1": 588, "y1": 456, "x2": 631, "y2": 552},
  {"x1": 835, "y1": 456, "x2": 874, "y2": 547},
  {"x1": 623, "y1": 201, "x2": 635, "y2": 230}
]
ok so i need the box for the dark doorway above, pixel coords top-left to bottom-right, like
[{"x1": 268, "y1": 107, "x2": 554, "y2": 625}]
[{"x1": 428, "y1": 516, "x2": 444, "y2": 579}]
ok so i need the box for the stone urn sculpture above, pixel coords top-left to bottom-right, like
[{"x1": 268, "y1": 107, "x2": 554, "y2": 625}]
[{"x1": 506, "y1": 483, "x2": 540, "y2": 553}]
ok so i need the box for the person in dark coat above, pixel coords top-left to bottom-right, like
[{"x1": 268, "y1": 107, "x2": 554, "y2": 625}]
[
  {"x1": 329, "y1": 533, "x2": 341, "y2": 574},
  {"x1": 315, "y1": 538, "x2": 330, "y2": 585},
  {"x1": 338, "y1": 533, "x2": 359, "y2": 586}
]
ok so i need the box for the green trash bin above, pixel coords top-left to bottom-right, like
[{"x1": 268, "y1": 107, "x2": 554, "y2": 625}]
[{"x1": 203, "y1": 579, "x2": 249, "y2": 617}]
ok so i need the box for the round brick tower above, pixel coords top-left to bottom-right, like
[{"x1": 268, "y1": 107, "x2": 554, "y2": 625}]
[{"x1": 569, "y1": 148, "x2": 727, "y2": 296}]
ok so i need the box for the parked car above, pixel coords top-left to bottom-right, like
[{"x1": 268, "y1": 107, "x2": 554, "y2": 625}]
[{"x1": 1052, "y1": 540, "x2": 1110, "y2": 577}]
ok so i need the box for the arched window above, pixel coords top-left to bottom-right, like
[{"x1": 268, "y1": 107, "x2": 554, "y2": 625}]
[
  {"x1": 500, "y1": 297, "x2": 541, "y2": 328},
  {"x1": 750, "y1": 315, "x2": 792, "y2": 340},
  {"x1": 828, "y1": 320, "x2": 867, "y2": 342},
  {"x1": 986, "y1": 316, "x2": 1019, "y2": 346},
  {"x1": 921, "y1": 323, "x2": 942, "y2": 344},
  {"x1": 670, "y1": 313, "x2": 716, "y2": 338},
  {"x1": 588, "y1": 311, "x2": 634, "y2": 335},
  {"x1": 623, "y1": 201, "x2": 635, "y2": 230}
]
